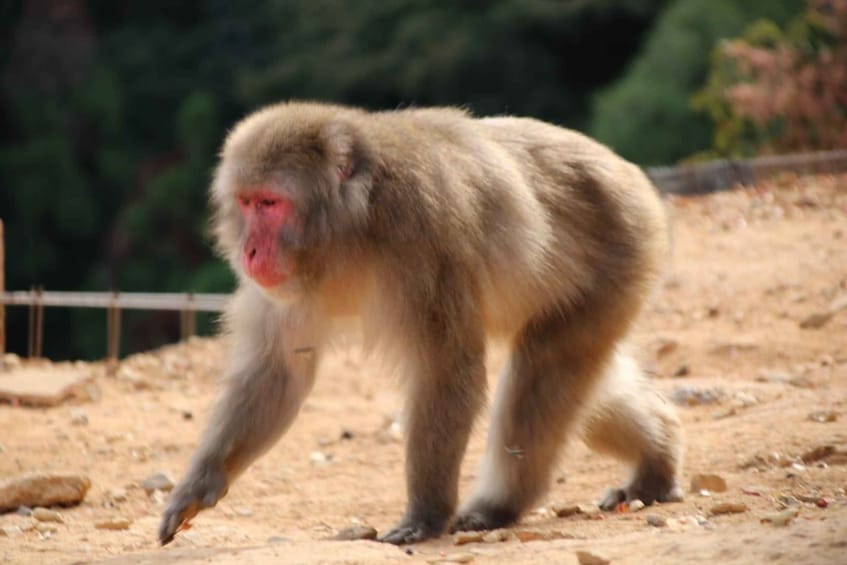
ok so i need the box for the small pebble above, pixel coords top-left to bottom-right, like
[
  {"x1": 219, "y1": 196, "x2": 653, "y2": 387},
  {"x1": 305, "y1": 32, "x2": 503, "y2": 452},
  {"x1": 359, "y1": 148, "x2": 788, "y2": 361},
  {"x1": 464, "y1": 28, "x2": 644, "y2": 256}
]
[
  {"x1": 655, "y1": 338, "x2": 679, "y2": 358},
  {"x1": 340, "y1": 429, "x2": 355, "y2": 440},
  {"x1": 140, "y1": 472, "x2": 175, "y2": 494},
  {"x1": 0, "y1": 525, "x2": 22, "y2": 536},
  {"x1": 629, "y1": 499, "x2": 646, "y2": 512},
  {"x1": 732, "y1": 392, "x2": 758, "y2": 407},
  {"x1": 79, "y1": 382, "x2": 102, "y2": 402},
  {"x1": 267, "y1": 535, "x2": 289, "y2": 544},
  {"x1": 107, "y1": 488, "x2": 128, "y2": 503},
  {"x1": 690, "y1": 473, "x2": 727, "y2": 493},
  {"x1": 575, "y1": 550, "x2": 611, "y2": 565},
  {"x1": 761, "y1": 507, "x2": 799, "y2": 526},
  {"x1": 514, "y1": 529, "x2": 550, "y2": 542},
  {"x1": 799, "y1": 311, "x2": 833, "y2": 329},
  {"x1": 709, "y1": 502, "x2": 748, "y2": 516},
  {"x1": 742, "y1": 485, "x2": 768, "y2": 496},
  {"x1": 17, "y1": 506, "x2": 33, "y2": 517},
  {"x1": 428, "y1": 552, "x2": 474, "y2": 563},
  {"x1": 713, "y1": 407, "x2": 738, "y2": 420},
  {"x1": 778, "y1": 495, "x2": 801, "y2": 508},
  {"x1": 310, "y1": 451, "x2": 327, "y2": 464},
  {"x1": 646, "y1": 514, "x2": 667, "y2": 527},
  {"x1": 69, "y1": 408, "x2": 88, "y2": 426},
  {"x1": 551, "y1": 503, "x2": 580, "y2": 517},
  {"x1": 789, "y1": 376, "x2": 814, "y2": 389},
  {"x1": 233, "y1": 506, "x2": 253, "y2": 517},
  {"x1": 807, "y1": 410, "x2": 837, "y2": 423},
  {"x1": 672, "y1": 364, "x2": 690, "y2": 378},
  {"x1": 801, "y1": 445, "x2": 835, "y2": 463},
  {"x1": 482, "y1": 529, "x2": 512, "y2": 543},
  {"x1": 666, "y1": 516, "x2": 700, "y2": 531},
  {"x1": 815, "y1": 498, "x2": 829, "y2": 508},
  {"x1": 332, "y1": 525, "x2": 377, "y2": 541},
  {"x1": 150, "y1": 490, "x2": 168, "y2": 505},
  {"x1": 32, "y1": 507, "x2": 63, "y2": 523},
  {"x1": 453, "y1": 530, "x2": 485, "y2": 545},
  {"x1": 671, "y1": 386, "x2": 725, "y2": 406},
  {"x1": 95, "y1": 518, "x2": 132, "y2": 530},
  {"x1": 577, "y1": 503, "x2": 601, "y2": 517},
  {"x1": 34, "y1": 522, "x2": 57, "y2": 534}
]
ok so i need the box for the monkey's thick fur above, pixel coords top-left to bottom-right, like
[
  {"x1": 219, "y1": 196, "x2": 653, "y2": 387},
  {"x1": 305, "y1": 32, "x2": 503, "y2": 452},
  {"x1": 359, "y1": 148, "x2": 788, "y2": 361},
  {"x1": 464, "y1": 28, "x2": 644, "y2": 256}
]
[{"x1": 160, "y1": 102, "x2": 683, "y2": 545}]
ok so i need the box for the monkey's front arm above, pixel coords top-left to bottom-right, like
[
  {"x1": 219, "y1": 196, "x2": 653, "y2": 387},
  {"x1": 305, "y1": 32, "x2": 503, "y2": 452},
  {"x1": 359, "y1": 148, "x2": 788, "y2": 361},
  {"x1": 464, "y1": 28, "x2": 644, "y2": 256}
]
[{"x1": 159, "y1": 296, "x2": 324, "y2": 545}]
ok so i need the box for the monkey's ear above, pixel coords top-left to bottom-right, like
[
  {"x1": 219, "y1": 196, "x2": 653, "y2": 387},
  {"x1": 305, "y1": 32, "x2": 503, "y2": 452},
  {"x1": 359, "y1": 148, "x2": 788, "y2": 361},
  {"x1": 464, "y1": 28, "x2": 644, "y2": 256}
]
[{"x1": 320, "y1": 121, "x2": 357, "y2": 183}]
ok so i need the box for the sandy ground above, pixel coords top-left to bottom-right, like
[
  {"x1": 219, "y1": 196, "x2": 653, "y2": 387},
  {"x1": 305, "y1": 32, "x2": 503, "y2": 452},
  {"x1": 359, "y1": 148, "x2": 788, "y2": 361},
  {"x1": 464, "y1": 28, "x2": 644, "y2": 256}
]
[{"x1": 1, "y1": 174, "x2": 846, "y2": 564}]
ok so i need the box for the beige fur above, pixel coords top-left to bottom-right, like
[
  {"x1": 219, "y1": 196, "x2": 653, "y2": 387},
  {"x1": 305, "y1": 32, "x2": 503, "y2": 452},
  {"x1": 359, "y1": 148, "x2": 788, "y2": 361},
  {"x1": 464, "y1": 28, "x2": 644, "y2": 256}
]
[{"x1": 159, "y1": 102, "x2": 683, "y2": 546}]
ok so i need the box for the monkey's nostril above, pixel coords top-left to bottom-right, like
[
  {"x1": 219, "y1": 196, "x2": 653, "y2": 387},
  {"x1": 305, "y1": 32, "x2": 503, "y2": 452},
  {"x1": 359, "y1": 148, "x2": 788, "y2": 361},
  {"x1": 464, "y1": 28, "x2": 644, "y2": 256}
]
[{"x1": 247, "y1": 247, "x2": 257, "y2": 260}]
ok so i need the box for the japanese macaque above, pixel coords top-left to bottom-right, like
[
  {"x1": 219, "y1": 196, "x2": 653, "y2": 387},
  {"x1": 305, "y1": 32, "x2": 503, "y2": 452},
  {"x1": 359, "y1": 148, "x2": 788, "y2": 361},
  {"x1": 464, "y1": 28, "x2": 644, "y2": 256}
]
[{"x1": 159, "y1": 101, "x2": 683, "y2": 546}]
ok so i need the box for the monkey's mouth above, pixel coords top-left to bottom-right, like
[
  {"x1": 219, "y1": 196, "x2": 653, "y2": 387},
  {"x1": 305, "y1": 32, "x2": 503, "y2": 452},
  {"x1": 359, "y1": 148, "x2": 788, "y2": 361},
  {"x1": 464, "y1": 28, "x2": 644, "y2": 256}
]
[
  {"x1": 241, "y1": 248, "x2": 291, "y2": 288},
  {"x1": 248, "y1": 270, "x2": 289, "y2": 288}
]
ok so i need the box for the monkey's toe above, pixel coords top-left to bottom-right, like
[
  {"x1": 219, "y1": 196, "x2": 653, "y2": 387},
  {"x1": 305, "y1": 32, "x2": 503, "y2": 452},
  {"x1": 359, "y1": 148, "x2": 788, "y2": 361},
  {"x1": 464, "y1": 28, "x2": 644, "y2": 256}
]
[
  {"x1": 159, "y1": 501, "x2": 200, "y2": 545},
  {"x1": 598, "y1": 478, "x2": 683, "y2": 510},
  {"x1": 451, "y1": 503, "x2": 519, "y2": 533},
  {"x1": 158, "y1": 465, "x2": 229, "y2": 545},
  {"x1": 598, "y1": 488, "x2": 627, "y2": 510},
  {"x1": 378, "y1": 522, "x2": 441, "y2": 545}
]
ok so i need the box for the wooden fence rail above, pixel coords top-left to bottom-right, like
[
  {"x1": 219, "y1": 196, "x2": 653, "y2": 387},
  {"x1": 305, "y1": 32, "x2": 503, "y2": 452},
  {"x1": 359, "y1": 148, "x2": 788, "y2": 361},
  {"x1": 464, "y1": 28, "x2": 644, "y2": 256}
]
[{"x1": 645, "y1": 149, "x2": 847, "y2": 195}]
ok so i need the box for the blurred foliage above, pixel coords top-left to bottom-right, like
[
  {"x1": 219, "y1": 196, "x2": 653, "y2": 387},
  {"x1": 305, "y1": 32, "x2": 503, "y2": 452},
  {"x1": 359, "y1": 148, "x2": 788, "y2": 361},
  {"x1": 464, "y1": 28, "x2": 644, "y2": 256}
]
[
  {"x1": 0, "y1": 0, "x2": 806, "y2": 359},
  {"x1": 694, "y1": 0, "x2": 847, "y2": 158},
  {"x1": 590, "y1": 0, "x2": 804, "y2": 165}
]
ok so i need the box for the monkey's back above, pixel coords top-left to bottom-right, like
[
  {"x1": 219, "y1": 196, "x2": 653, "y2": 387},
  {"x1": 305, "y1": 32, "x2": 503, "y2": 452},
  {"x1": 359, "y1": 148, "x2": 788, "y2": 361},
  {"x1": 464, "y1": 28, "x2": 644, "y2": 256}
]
[{"x1": 363, "y1": 108, "x2": 667, "y2": 334}]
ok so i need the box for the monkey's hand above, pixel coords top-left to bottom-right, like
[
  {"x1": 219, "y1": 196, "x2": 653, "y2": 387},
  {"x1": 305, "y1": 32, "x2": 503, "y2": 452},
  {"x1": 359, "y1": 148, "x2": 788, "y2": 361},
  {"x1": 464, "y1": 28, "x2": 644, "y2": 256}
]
[{"x1": 158, "y1": 464, "x2": 228, "y2": 545}]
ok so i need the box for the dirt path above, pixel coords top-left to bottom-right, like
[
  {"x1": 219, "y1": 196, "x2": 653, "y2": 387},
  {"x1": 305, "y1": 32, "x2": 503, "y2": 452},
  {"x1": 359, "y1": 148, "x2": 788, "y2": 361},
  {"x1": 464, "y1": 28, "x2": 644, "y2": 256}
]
[{"x1": 1, "y1": 174, "x2": 846, "y2": 564}]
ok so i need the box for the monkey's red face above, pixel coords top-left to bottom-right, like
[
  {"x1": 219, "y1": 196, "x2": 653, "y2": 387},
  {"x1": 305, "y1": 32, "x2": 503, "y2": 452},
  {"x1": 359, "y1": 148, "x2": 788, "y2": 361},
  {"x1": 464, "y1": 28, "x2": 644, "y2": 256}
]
[{"x1": 237, "y1": 189, "x2": 296, "y2": 288}]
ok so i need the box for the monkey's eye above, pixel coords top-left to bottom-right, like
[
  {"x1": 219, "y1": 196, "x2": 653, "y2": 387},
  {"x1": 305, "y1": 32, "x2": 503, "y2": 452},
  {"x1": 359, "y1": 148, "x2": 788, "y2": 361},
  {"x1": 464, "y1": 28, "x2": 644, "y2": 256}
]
[
  {"x1": 237, "y1": 195, "x2": 250, "y2": 207},
  {"x1": 259, "y1": 198, "x2": 278, "y2": 208}
]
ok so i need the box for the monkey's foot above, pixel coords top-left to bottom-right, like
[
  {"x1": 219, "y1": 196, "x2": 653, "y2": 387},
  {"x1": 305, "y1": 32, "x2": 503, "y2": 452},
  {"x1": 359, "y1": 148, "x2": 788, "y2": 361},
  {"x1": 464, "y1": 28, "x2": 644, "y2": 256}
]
[
  {"x1": 451, "y1": 502, "x2": 519, "y2": 533},
  {"x1": 598, "y1": 473, "x2": 683, "y2": 510},
  {"x1": 158, "y1": 465, "x2": 229, "y2": 545},
  {"x1": 379, "y1": 517, "x2": 445, "y2": 545}
]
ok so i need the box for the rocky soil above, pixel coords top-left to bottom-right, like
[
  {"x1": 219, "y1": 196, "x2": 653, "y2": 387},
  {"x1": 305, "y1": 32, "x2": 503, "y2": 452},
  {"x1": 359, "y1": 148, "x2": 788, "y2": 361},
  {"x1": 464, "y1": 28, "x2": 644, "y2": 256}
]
[{"x1": 1, "y1": 173, "x2": 846, "y2": 564}]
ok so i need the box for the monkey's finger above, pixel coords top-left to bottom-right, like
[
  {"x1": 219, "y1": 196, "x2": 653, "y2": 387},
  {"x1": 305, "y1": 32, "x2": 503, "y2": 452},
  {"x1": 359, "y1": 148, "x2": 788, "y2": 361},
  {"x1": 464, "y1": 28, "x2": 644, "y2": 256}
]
[{"x1": 159, "y1": 501, "x2": 199, "y2": 545}]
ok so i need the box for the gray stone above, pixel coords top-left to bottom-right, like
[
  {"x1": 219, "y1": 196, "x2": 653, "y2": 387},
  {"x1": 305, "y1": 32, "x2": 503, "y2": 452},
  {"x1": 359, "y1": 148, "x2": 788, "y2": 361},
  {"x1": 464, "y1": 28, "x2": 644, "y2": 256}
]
[
  {"x1": 140, "y1": 472, "x2": 175, "y2": 494},
  {"x1": 332, "y1": 525, "x2": 378, "y2": 541},
  {"x1": 32, "y1": 507, "x2": 63, "y2": 523},
  {"x1": 0, "y1": 474, "x2": 90, "y2": 512}
]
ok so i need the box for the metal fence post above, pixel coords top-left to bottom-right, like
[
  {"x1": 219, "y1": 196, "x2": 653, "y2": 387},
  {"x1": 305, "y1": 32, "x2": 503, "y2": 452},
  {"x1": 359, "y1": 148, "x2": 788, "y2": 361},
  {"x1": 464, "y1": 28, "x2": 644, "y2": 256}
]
[{"x1": 106, "y1": 291, "x2": 122, "y2": 374}]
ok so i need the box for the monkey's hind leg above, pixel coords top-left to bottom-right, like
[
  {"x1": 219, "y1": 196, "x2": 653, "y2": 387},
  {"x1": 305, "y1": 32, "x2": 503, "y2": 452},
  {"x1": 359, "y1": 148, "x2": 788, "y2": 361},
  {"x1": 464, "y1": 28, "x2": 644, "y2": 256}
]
[
  {"x1": 581, "y1": 350, "x2": 684, "y2": 510},
  {"x1": 452, "y1": 309, "x2": 614, "y2": 532}
]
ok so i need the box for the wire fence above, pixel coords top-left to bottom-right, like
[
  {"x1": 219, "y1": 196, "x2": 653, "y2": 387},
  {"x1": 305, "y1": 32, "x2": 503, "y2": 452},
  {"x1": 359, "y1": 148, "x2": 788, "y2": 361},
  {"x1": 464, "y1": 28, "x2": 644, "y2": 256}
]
[{"x1": 2, "y1": 148, "x2": 847, "y2": 360}]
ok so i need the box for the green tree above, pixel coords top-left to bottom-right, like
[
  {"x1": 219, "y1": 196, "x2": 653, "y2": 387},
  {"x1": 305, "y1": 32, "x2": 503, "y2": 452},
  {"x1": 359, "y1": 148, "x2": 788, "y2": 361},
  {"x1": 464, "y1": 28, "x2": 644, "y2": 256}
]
[
  {"x1": 694, "y1": 0, "x2": 847, "y2": 157},
  {"x1": 590, "y1": 0, "x2": 804, "y2": 165},
  {"x1": 239, "y1": 0, "x2": 669, "y2": 130},
  {"x1": 1, "y1": 0, "x2": 669, "y2": 359}
]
